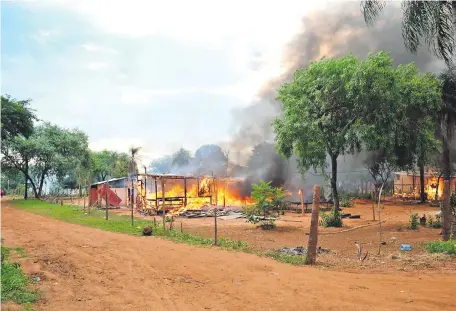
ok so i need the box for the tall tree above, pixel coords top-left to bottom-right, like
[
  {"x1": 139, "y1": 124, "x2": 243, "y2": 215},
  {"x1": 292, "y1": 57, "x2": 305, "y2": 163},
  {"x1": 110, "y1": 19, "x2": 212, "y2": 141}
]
[
  {"x1": 1, "y1": 95, "x2": 37, "y2": 141},
  {"x1": 274, "y1": 51, "x2": 442, "y2": 211},
  {"x1": 355, "y1": 59, "x2": 442, "y2": 201},
  {"x1": 91, "y1": 150, "x2": 129, "y2": 181},
  {"x1": 1, "y1": 95, "x2": 37, "y2": 198},
  {"x1": 361, "y1": 1, "x2": 456, "y2": 65},
  {"x1": 274, "y1": 54, "x2": 363, "y2": 210},
  {"x1": 439, "y1": 65, "x2": 456, "y2": 240},
  {"x1": 1, "y1": 123, "x2": 89, "y2": 198},
  {"x1": 128, "y1": 146, "x2": 141, "y2": 178}
]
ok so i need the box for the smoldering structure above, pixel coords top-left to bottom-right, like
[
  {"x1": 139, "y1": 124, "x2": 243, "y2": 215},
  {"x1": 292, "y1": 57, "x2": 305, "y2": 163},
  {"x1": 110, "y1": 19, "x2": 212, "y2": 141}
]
[{"x1": 227, "y1": 2, "x2": 444, "y2": 200}]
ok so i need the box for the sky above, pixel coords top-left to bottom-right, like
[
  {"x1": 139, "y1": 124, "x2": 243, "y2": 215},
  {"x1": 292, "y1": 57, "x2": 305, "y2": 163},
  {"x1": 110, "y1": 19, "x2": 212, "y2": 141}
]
[{"x1": 1, "y1": 0, "x2": 327, "y2": 167}]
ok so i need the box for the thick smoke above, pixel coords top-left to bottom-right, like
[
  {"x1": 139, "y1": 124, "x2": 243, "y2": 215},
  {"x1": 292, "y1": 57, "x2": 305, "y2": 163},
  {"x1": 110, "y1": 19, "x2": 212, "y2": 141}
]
[{"x1": 229, "y1": 2, "x2": 445, "y2": 199}]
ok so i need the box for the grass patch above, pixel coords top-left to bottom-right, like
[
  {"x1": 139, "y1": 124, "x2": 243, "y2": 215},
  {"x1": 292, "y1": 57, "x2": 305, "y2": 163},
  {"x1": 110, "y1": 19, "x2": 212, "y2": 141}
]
[
  {"x1": 10, "y1": 200, "x2": 304, "y2": 266},
  {"x1": 425, "y1": 240, "x2": 456, "y2": 255},
  {"x1": 1, "y1": 246, "x2": 38, "y2": 305},
  {"x1": 10, "y1": 200, "x2": 250, "y2": 252},
  {"x1": 264, "y1": 251, "x2": 306, "y2": 266}
]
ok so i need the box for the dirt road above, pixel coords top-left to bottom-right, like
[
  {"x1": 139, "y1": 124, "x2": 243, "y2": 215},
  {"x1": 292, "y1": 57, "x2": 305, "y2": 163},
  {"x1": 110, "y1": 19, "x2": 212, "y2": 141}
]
[{"x1": 2, "y1": 204, "x2": 455, "y2": 311}]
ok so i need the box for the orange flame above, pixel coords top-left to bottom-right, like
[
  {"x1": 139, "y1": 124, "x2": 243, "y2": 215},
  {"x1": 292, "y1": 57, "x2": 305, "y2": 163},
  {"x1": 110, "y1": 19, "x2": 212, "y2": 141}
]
[{"x1": 138, "y1": 177, "x2": 253, "y2": 211}]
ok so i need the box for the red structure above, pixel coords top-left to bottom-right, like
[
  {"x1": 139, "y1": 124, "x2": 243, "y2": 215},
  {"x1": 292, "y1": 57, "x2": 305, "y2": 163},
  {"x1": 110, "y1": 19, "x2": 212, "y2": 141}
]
[{"x1": 89, "y1": 181, "x2": 123, "y2": 207}]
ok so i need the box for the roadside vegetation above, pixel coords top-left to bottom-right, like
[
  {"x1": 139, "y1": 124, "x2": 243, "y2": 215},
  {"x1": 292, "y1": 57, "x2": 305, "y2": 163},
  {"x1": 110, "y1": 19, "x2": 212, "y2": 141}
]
[
  {"x1": 10, "y1": 199, "x2": 314, "y2": 265},
  {"x1": 425, "y1": 241, "x2": 456, "y2": 255},
  {"x1": 1, "y1": 244, "x2": 38, "y2": 306}
]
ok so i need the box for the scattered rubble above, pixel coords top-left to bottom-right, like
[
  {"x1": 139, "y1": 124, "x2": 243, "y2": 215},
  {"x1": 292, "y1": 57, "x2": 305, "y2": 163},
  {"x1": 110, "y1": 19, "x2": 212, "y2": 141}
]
[
  {"x1": 279, "y1": 246, "x2": 307, "y2": 256},
  {"x1": 178, "y1": 209, "x2": 245, "y2": 219},
  {"x1": 279, "y1": 246, "x2": 330, "y2": 256}
]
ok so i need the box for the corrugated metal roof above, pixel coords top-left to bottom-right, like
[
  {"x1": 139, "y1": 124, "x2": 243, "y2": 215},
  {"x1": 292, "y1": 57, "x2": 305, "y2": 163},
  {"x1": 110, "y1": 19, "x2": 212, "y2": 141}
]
[{"x1": 90, "y1": 177, "x2": 128, "y2": 186}]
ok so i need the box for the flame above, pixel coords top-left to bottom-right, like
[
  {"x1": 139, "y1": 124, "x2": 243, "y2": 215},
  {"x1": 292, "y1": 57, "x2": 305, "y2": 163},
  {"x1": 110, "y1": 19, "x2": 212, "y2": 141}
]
[
  {"x1": 136, "y1": 177, "x2": 253, "y2": 212},
  {"x1": 425, "y1": 176, "x2": 443, "y2": 200}
]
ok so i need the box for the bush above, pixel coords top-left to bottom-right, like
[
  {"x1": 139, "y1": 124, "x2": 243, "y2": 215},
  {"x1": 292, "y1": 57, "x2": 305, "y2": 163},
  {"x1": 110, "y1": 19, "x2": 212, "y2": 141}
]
[
  {"x1": 244, "y1": 180, "x2": 286, "y2": 229},
  {"x1": 425, "y1": 240, "x2": 456, "y2": 255},
  {"x1": 320, "y1": 208, "x2": 343, "y2": 227},
  {"x1": 409, "y1": 213, "x2": 419, "y2": 230},
  {"x1": 339, "y1": 195, "x2": 354, "y2": 208},
  {"x1": 427, "y1": 214, "x2": 442, "y2": 228}
]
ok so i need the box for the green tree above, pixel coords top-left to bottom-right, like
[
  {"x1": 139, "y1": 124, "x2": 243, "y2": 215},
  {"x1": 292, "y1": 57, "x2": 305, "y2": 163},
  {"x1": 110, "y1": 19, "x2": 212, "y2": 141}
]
[
  {"x1": 112, "y1": 152, "x2": 129, "y2": 178},
  {"x1": 361, "y1": 0, "x2": 456, "y2": 64},
  {"x1": 91, "y1": 150, "x2": 129, "y2": 181},
  {"x1": 356, "y1": 60, "x2": 442, "y2": 203},
  {"x1": 0, "y1": 169, "x2": 24, "y2": 192},
  {"x1": 274, "y1": 51, "x2": 442, "y2": 211},
  {"x1": 274, "y1": 54, "x2": 363, "y2": 210},
  {"x1": 1, "y1": 95, "x2": 36, "y2": 141},
  {"x1": 1, "y1": 123, "x2": 89, "y2": 198},
  {"x1": 2, "y1": 136, "x2": 38, "y2": 199}
]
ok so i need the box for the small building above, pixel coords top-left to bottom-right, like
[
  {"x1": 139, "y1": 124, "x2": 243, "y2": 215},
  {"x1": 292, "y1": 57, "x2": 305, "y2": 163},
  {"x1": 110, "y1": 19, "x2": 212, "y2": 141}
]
[
  {"x1": 393, "y1": 169, "x2": 456, "y2": 200},
  {"x1": 89, "y1": 177, "x2": 129, "y2": 207}
]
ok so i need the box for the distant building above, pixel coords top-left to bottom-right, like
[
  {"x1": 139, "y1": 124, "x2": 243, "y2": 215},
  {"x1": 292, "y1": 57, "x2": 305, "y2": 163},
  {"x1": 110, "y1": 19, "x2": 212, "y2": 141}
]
[{"x1": 393, "y1": 169, "x2": 456, "y2": 200}]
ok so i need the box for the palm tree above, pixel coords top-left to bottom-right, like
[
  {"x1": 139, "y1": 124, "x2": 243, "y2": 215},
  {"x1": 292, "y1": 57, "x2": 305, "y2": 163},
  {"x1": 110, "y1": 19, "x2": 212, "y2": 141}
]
[
  {"x1": 361, "y1": 1, "x2": 455, "y2": 64},
  {"x1": 128, "y1": 146, "x2": 141, "y2": 178},
  {"x1": 440, "y1": 65, "x2": 456, "y2": 240}
]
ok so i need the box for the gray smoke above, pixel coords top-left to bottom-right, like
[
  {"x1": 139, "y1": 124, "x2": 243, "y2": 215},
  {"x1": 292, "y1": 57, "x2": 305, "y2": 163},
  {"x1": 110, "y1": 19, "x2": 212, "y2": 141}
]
[{"x1": 229, "y1": 2, "x2": 445, "y2": 198}]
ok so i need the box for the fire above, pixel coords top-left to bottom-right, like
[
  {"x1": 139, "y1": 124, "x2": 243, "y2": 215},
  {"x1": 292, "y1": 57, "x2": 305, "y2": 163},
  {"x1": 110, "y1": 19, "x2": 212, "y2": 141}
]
[
  {"x1": 425, "y1": 177, "x2": 443, "y2": 200},
  {"x1": 135, "y1": 176, "x2": 253, "y2": 212}
]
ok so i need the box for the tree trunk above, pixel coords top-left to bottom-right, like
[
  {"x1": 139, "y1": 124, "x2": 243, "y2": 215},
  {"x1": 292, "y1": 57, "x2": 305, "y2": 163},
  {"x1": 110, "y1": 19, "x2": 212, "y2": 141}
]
[
  {"x1": 419, "y1": 161, "x2": 426, "y2": 203},
  {"x1": 441, "y1": 116, "x2": 452, "y2": 241},
  {"x1": 37, "y1": 170, "x2": 47, "y2": 198},
  {"x1": 305, "y1": 185, "x2": 320, "y2": 265},
  {"x1": 23, "y1": 167, "x2": 28, "y2": 200},
  {"x1": 330, "y1": 154, "x2": 339, "y2": 210},
  {"x1": 435, "y1": 172, "x2": 443, "y2": 201}
]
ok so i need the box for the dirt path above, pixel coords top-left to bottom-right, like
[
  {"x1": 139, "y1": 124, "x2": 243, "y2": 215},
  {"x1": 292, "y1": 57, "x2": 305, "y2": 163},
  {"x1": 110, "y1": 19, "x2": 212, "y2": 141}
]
[{"x1": 2, "y1": 204, "x2": 456, "y2": 311}]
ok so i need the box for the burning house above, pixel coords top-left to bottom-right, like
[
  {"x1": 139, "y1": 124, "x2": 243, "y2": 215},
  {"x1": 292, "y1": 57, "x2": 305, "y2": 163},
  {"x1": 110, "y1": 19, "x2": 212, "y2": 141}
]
[
  {"x1": 132, "y1": 174, "x2": 253, "y2": 214},
  {"x1": 393, "y1": 170, "x2": 456, "y2": 200}
]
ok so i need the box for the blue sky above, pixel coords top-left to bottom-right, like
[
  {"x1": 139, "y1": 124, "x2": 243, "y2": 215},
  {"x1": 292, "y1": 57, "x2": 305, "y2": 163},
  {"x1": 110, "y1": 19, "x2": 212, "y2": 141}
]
[{"x1": 1, "y1": 0, "x2": 324, "y2": 166}]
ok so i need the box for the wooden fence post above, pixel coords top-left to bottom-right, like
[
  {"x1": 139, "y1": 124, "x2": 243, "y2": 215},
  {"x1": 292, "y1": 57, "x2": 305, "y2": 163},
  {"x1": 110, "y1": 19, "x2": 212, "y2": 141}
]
[
  {"x1": 305, "y1": 185, "x2": 320, "y2": 265},
  {"x1": 131, "y1": 181, "x2": 134, "y2": 226},
  {"x1": 105, "y1": 183, "x2": 109, "y2": 220},
  {"x1": 214, "y1": 206, "x2": 218, "y2": 246},
  {"x1": 161, "y1": 178, "x2": 166, "y2": 233}
]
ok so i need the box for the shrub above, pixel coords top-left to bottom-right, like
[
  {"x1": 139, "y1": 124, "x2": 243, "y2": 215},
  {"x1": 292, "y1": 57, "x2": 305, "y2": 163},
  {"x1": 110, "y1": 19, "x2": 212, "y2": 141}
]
[
  {"x1": 244, "y1": 180, "x2": 286, "y2": 229},
  {"x1": 320, "y1": 208, "x2": 343, "y2": 227},
  {"x1": 427, "y1": 214, "x2": 443, "y2": 228},
  {"x1": 409, "y1": 213, "x2": 419, "y2": 230},
  {"x1": 425, "y1": 240, "x2": 456, "y2": 255},
  {"x1": 339, "y1": 193, "x2": 355, "y2": 207},
  {"x1": 340, "y1": 196, "x2": 354, "y2": 208}
]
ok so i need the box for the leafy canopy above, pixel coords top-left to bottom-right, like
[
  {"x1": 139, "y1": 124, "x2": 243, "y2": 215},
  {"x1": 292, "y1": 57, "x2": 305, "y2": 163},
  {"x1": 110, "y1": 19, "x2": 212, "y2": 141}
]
[
  {"x1": 361, "y1": 0, "x2": 455, "y2": 64},
  {"x1": 273, "y1": 53, "x2": 363, "y2": 175},
  {"x1": 1, "y1": 95, "x2": 37, "y2": 141}
]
